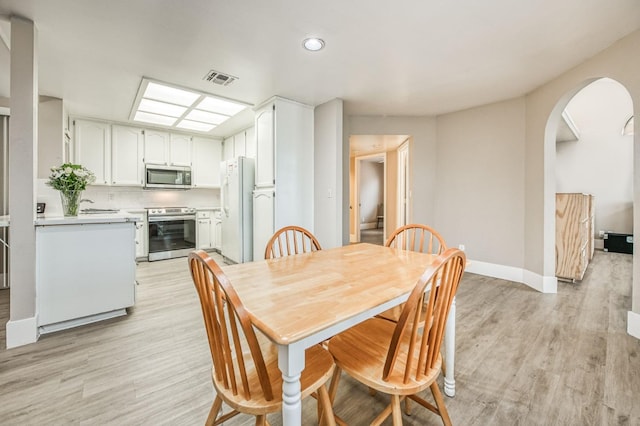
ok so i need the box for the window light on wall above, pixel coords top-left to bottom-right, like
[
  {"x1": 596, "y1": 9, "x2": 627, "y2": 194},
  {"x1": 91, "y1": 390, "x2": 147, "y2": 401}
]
[{"x1": 130, "y1": 79, "x2": 250, "y2": 132}]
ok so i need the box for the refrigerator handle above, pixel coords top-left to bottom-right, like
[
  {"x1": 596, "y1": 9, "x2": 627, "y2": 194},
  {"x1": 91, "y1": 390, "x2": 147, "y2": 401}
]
[{"x1": 222, "y1": 175, "x2": 230, "y2": 217}]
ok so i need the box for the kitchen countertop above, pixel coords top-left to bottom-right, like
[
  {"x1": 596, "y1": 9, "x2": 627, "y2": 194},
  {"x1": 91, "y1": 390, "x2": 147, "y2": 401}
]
[
  {"x1": 35, "y1": 212, "x2": 138, "y2": 226},
  {"x1": 0, "y1": 215, "x2": 8, "y2": 227}
]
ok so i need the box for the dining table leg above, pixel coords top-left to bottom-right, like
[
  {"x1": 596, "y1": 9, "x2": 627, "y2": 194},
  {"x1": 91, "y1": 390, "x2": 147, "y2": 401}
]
[
  {"x1": 278, "y1": 343, "x2": 305, "y2": 426},
  {"x1": 444, "y1": 296, "x2": 456, "y2": 397}
]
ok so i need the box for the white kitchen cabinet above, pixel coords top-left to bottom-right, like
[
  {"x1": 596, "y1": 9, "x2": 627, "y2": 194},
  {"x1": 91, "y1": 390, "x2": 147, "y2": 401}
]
[
  {"x1": 73, "y1": 119, "x2": 111, "y2": 185},
  {"x1": 252, "y1": 97, "x2": 314, "y2": 256},
  {"x1": 253, "y1": 188, "x2": 275, "y2": 260},
  {"x1": 214, "y1": 211, "x2": 222, "y2": 251},
  {"x1": 255, "y1": 106, "x2": 275, "y2": 187},
  {"x1": 36, "y1": 220, "x2": 136, "y2": 332},
  {"x1": 144, "y1": 129, "x2": 170, "y2": 165},
  {"x1": 223, "y1": 137, "x2": 234, "y2": 161},
  {"x1": 197, "y1": 210, "x2": 214, "y2": 250},
  {"x1": 170, "y1": 134, "x2": 192, "y2": 166},
  {"x1": 192, "y1": 137, "x2": 222, "y2": 188},
  {"x1": 111, "y1": 125, "x2": 144, "y2": 186}
]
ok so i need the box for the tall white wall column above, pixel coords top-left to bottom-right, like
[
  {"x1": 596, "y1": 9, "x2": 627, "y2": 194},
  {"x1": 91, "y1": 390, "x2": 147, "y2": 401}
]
[{"x1": 6, "y1": 16, "x2": 39, "y2": 348}]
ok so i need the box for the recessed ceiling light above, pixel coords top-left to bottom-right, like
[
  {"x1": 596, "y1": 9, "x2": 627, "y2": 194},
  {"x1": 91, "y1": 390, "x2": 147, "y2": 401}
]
[{"x1": 303, "y1": 37, "x2": 325, "y2": 52}]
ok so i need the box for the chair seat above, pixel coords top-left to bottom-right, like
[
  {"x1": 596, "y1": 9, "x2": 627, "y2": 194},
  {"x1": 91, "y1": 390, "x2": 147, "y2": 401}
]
[
  {"x1": 328, "y1": 317, "x2": 441, "y2": 396},
  {"x1": 213, "y1": 338, "x2": 335, "y2": 415}
]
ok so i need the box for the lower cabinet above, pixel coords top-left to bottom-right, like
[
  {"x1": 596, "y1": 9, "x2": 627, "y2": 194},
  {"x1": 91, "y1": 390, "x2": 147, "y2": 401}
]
[{"x1": 197, "y1": 209, "x2": 221, "y2": 251}]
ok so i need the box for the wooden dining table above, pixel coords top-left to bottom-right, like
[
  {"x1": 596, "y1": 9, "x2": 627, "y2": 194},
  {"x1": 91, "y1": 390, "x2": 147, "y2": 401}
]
[{"x1": 223, "y1": 243, "x2": 458, "y2": 426}]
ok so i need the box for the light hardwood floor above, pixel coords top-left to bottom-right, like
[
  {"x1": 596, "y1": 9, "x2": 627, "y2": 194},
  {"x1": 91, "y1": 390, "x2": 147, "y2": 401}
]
[{"x1": 0, "y1": 250, "x2": 639, "y2": 425}]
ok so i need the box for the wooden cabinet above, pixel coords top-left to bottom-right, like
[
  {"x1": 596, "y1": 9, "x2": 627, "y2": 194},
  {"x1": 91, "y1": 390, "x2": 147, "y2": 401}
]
[
  {"x1": 73, "y1": 119, "x2": 111, "y2": 185},
  {"x1": 111, "y1": 125, "x2": 144, "y2": 186},
  {"x1": 556, "y1": 193, "x2": 594, "y2": 281},
  {"x1": 192, "y1": 137, "x2": 222, "y2": 188}
]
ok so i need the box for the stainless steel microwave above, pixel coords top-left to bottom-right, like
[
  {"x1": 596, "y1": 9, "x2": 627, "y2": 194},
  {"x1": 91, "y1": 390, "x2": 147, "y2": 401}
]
[{"x1": 144, "y1": 164, "x2": 192, "y2": 190}]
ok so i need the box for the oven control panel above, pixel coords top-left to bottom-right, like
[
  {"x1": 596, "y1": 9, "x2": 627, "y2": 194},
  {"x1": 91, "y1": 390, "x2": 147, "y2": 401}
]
[{"x1": 148, "y1": 207, "x2": 196, "y2": 216}]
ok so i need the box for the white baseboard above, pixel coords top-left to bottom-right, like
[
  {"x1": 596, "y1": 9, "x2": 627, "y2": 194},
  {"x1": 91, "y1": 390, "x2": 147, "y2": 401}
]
[
  {"x1": 6, "y1": 315, "x2": 39, "y2": 349},
  {"x1": 628, "y1": 311, "x2": 640, "y2": 340},
  {"x1": 466, "y1": 259, "x2": 557, "y2": 294}
]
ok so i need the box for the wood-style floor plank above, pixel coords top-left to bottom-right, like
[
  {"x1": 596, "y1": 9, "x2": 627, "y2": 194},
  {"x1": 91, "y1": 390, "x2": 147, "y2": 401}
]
[{"x1": 1, "y1": 250, "x2": 639, "y2": 425}]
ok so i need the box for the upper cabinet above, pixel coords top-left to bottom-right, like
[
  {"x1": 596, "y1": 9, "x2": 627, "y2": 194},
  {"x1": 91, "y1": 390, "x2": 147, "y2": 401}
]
[
  {"x1": 192, "y1": 137, "x2": 222, "y2": 188},
  {"x1": 245, "y1": 126, "x2": 257, "y2": 160},
  {"x1": 170, "y1": 134, "x2": 192, "y2": 166},
  {"x1": 255, "y1": 106, "x2": 275, "y2": 187},
  {"x1": 143, "y1": 130, "x2": 170, "y2": 165},
  {"x1": 144, "y1": 130, "x2": 191, "y2": 166},
  {"x1": 111, "y1": 125, "x2": 144, "y2": 186},
  {"x1": 73, "y1": 119, "x2": 111, "y2": 185}
]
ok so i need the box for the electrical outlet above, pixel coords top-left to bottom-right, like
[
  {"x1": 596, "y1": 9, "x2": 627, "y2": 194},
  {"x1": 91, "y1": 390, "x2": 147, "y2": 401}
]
[
  {"x1": 598, "y1": 230, "x2": 605, "y2": 238},
  {"x1": 458, "y1": 244, "x2": 465, "y2": 251},
  {"x1": 107, "y1": 193, "x2": 115, "y2": 201}
]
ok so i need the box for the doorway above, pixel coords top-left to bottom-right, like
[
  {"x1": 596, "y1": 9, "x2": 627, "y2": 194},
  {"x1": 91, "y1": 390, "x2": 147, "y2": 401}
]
[
  {"x1": 355, "y1": 154, "x2": 386, "y2": 245},
  {"x1": 349, "y1": 134, "x2": 410, "y2": 244},
  {"x1": 548, "y1": 77, "x2": 634, "y2": 284}
]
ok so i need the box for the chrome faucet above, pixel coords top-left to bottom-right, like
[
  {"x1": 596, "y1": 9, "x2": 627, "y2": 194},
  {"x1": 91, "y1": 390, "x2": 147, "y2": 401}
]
[{"x1": 80, "y1": 199, "x2": 94, "y2": 204}]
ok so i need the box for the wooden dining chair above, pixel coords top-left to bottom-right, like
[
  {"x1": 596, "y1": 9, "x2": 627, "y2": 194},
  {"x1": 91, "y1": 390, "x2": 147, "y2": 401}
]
[
  {"x1": 328, "y1": 248, "x2": 466, "y2": 426},
  {"x1": 264, "y1": 225, "x2": 322, "y2": 259},
  {"x1": 188, "y1": 250, "x2": 336, "y2": 426},
  {"x1": 378, "y1": 224, "x2": 447, "y2": 323}
]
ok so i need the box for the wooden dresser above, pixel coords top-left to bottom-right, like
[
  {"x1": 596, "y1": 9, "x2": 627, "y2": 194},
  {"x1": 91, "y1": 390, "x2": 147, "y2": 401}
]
[{"x1": 555, "y1": 193, "x2": 594, "y2": 281}]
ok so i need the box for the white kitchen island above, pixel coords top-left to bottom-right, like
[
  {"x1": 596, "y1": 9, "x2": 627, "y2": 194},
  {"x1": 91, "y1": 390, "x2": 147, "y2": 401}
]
[{"x1": 35, "y1": 213, "x2": 137, "y2": 333}]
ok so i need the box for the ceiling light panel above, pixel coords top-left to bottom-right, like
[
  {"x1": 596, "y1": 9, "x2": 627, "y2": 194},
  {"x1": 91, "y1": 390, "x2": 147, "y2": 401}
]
[
  {"x1": 186, "y1": 109, "x2": 229, "y2": 125},
  {"x1": 134, "y1": 111, "x2": 178, "y2": 126},
  {"x1": 197, "y1": 96, "x2": 247, "y2": 116},
  {"x1": 131, "y1": 78, "x2": 251, "y2": 133},
  {"x1": 143, "y1": 81, "x2": 201, "y2": 106},
  {"x1": 138, "y1": 98, "x2": 187, "y2": 117},
  {"x1": 176, "y1": 119, "x2": 216, "y2": 132}
]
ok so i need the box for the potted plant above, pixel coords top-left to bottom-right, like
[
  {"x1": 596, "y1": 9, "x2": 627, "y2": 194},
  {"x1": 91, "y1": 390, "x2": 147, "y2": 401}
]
[{"x1": 47, "y1": 163, "x2": 96, "y2": 216}]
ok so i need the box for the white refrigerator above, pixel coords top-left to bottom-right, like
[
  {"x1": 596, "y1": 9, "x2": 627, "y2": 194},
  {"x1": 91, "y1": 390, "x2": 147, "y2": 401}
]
[{"x1": 221, "y1": 157, "x2": 254, "y2": 264}]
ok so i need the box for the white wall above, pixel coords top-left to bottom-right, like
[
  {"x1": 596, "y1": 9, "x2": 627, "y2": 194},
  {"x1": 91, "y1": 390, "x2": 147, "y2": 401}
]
[
  {"x1": 37, "y1": 97, "x2": 65, "y2": 179},
  {"x1": 359, "y1": 160, "x2": 383, "y2": 225},
  {"x1": 556, "y1": 78, "x2": 634, "y2": 235},
  {"x1": 435, "y1": 97, "x2": 526, "y2": 267},
  {"x1": 314, "y1": 99, "x2": 344, "y2": 249}
]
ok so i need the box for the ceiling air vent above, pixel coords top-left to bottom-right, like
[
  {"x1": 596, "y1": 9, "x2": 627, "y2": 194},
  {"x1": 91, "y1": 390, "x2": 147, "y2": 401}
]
[{"x1": 203, "y1": 70, "x2": 238, "y2": 86}]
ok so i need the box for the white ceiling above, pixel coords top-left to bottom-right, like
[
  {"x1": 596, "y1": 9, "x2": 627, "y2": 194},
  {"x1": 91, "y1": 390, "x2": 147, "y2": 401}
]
[{"x1": 0, "y1": 0, "x2": 639, "y2": 138}]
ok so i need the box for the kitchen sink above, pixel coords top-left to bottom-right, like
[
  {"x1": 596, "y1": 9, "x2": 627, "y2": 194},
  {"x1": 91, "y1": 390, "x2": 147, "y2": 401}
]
[{"x1": 80, "y1": 208, "x2": 121, "y2": 214}]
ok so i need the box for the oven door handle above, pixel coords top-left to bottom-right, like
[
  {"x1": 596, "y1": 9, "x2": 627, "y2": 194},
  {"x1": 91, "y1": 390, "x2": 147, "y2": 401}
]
[{"x1": 148, "y1": 215, "x2": 196, "y2": 223}]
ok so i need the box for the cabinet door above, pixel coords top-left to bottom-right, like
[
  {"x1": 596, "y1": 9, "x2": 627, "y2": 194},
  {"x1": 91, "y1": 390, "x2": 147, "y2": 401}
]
[
  {"x1": 252, "y1": 189, "x2": 274, "y2": 260},
  {"x1": 197, "y1": 218, "x2": 212, "y2": 249},
  {"x1": 245, "y1": 126, "x2": 256, "y2": 159},
  {"x1": 170, "y1": 134, "x2": 192, "y2": 166},
  {"x1": 74, "y1": 119, "x2": 111, "y2": 185},
  {"x1": 192, "y1": 137, "x2": 222, "y2": 188},
  {"x1": 112, "y1": 125, "x2": 144, "y2": 186},
  {"x1": 214, "y1": 217, "x2": 222, "y2": 250},
  {"x1": 144, "y1": 130, "x2": 170, "y2": 165},
  {"x1": 255, "y1": 106, "x2": 274, "y2": 187}
]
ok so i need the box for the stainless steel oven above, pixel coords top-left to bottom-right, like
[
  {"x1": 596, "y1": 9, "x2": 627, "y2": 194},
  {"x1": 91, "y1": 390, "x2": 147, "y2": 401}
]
[{"x1": 147, "y1": 207, "x2": 196, "y2": 261}]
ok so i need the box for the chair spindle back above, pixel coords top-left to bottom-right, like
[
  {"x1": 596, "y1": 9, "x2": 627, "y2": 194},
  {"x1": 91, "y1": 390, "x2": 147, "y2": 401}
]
[{"x1": 264, "y1": 226, "x2": 322, "y2": 259}]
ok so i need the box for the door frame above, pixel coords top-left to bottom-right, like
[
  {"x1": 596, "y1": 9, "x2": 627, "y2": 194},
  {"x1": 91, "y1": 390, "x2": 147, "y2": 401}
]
[
  {"x1": 397, "y1": 141, "x2": 410, "y2": 227},
  {"x1": 353, "y1": 153, "x2": 387, "y2": 243}
]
